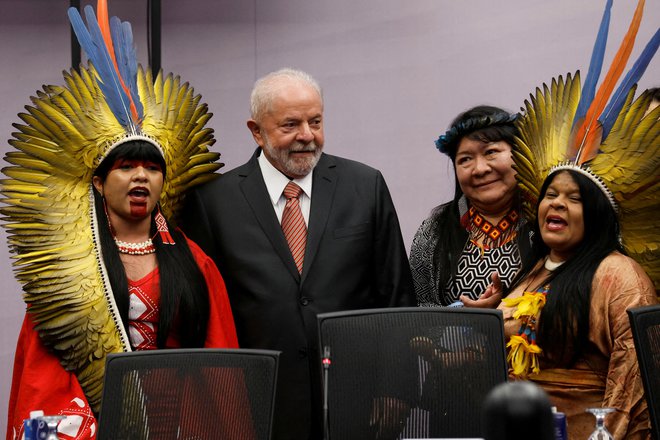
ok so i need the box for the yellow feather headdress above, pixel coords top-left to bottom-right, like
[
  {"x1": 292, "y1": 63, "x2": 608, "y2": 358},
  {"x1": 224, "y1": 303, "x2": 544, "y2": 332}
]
[
  {"x1": 513, "y1": 0, "x2": 659, "y2": 288},
  {"x1": 0, "y1": 1, "x2": 221, "y2": 411}
]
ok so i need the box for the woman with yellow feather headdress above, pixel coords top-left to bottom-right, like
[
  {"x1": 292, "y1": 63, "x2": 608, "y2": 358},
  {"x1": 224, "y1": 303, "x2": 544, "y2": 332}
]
[
  {"x1": 2, "y1": 2, "x2": 240, "y2": 438},
  {"x1": 497, "y1": 0, "x2": 659, "y2": 438}
]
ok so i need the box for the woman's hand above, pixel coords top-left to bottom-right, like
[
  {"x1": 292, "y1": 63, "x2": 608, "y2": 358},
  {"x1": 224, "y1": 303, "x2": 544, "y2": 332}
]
[{"x1": 460, "y1": 271, "x2": 503, "y2": 308}]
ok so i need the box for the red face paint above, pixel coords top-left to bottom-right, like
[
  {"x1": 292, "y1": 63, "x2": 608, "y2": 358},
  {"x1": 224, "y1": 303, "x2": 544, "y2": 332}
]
[
  {"x1": 130, "y1": 203, "x2": 148, "y2": 217},
  {"x1": 109, "y1": 159, "x2": 163, "y2": 172}
]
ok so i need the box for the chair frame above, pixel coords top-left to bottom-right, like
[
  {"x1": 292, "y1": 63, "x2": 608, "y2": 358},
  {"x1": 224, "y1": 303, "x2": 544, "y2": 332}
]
[
  {"x1": 317, "y1": 306, "x2": 508, "y2": 440},
  {"x1": 628, "y1": 304, "x2": 660, "y2": 440}
]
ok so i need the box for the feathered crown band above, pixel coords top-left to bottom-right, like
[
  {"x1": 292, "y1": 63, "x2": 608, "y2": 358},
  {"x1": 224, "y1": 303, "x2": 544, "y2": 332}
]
[
  {"x1": 435, "y1": 112, "x2": 519, "y2": 157},
  {"x1": 103, "y1": 133, "x2": 164, "y2": 161},
  {"x1": 548, "y1": 163, "x2": 618, "y2": 211}
]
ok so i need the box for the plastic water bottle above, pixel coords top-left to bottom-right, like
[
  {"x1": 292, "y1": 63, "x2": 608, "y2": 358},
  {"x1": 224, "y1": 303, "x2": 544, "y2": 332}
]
[{"x1": 23, "y1": 410, "x2": 43, "y2": 440}]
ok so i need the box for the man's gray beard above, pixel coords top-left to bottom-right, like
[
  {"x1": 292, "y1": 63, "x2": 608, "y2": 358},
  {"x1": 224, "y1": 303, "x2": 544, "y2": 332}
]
[{"x1": 262, "y1": 137, "x2": 322, "y2": 178}]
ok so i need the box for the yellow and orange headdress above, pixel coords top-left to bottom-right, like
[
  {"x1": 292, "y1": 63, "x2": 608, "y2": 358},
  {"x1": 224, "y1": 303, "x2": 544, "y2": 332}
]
[
  {"x1": 0, "y1": 0, "x2": 221, "y2": 411},
  {"x1": 513, "y1": 0, "x2": 659, "y2": 288}
]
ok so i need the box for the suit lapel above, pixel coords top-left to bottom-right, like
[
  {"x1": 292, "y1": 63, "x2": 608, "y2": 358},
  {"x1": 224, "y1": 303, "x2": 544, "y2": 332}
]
[
  {"x1": 302, "y1": 154, "x2": 337, "y2": 282},
  {"x1": 239, "y1": 150, "x2": 301, "y2": 280}
]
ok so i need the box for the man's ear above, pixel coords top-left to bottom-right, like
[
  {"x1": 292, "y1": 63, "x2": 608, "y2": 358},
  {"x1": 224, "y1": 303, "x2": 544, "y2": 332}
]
[{"x1": 247, "y1": 120, "x2": 265, "y2": 147}]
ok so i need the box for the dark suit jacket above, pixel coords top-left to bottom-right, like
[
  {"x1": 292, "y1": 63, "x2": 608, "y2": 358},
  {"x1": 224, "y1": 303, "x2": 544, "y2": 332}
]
[{"x1": 182, "y1": 149, "x2": 415, "y2": 439}]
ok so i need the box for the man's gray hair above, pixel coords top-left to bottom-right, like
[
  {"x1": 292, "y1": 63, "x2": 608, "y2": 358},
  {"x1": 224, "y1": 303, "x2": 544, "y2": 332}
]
[{"x1": 250, "y1": 68, "x2": 323, "y2": 121}]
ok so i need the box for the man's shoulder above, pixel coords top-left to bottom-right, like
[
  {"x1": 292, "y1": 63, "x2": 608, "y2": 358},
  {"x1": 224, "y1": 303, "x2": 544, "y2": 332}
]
[
  {"x1": 219, "y1": 159, "x2": 254, "y2": 180},
  {"x1": 195, "y1": 156, "x2": 255, "y2": 191},
  {"x1": 319, "y1": 153, "x2": 380, "y2": 177}
]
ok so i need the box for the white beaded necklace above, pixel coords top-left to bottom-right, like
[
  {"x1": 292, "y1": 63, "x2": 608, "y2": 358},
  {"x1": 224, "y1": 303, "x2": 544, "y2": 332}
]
[
  {"x1": 544, "y1": 256, "x2": 565, "y2": 272},
  {"x1": 114, "y1": 238, "x2": 156, "y2": 255}
]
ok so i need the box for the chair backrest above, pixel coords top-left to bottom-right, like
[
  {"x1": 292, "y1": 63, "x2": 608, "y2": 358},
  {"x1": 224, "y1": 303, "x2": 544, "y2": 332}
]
[
  {"x1": 97, "y1": 348, "x2": 280, "y2": 440},
  {"x1": 317, "y1": 307, "x2": 508, "y2": 440},
  {"x1": 628, "y1": 304, "x2": 660, "y2": 440}
]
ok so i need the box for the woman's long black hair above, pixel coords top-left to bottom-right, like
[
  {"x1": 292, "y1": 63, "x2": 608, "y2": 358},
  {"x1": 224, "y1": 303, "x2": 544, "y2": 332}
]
[
  {"x1": 94, "y1": 140, "x2": 210, "y2": 348},
  {"x1": 507, "y1": 169, "x2": 623, "y2": 366},
  {"x1": 430, "y1": 106, "x2": 527, "y2": 300}
]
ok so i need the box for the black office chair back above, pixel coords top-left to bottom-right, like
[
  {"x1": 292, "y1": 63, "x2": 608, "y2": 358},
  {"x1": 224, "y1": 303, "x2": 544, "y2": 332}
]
[
  {"x1": 317, "y1": 307, "x2": 508, "y2": 440},
  {"x1": 97, "y1": 348, "x2": 279, "y2": 440},
  {"x1": 628, "y1": 304, "x2": 660, "y2": 440}
]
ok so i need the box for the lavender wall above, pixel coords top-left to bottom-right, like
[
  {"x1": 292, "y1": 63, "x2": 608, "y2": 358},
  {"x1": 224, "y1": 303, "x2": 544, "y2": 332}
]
[{"x1": 0, "y1": 0, "x2": 657, "y2": 431}]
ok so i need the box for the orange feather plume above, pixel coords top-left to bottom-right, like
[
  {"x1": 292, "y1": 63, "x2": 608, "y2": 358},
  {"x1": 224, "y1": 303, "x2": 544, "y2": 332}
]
[
  {"x1": 96, "y1": 0, "x2": 139, "y2": 122},
  {"x1": 571, "y1": 0, "x2": 645, "y2": 164}
]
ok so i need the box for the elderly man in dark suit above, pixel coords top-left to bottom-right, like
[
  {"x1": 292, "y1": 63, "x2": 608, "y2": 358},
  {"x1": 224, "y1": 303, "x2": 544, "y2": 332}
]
[{"x1": 182, "y1": 68, "x2": 415, "y2": 440}]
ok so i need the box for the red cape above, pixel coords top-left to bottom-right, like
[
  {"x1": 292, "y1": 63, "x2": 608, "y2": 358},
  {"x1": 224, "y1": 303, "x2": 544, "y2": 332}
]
[{"x1": 6, "y1": 238, "x2": 238, "y2": 440}]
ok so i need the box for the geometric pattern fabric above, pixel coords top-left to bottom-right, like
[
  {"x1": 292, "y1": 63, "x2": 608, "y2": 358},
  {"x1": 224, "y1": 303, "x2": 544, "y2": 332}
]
[
  {"x1": 468, "y1": 206, "x2": 519, "y2": 247},
  {"x1": 128, "y1": 278, "x2": 160, "y2": 350},
  {"x1": 446, "y1": 240, "x2": 521, "y2": 303}
]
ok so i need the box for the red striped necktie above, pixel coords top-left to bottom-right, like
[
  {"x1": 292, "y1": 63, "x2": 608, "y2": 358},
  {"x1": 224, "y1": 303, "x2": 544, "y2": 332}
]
[{"x1": 281, "y1": 181, "x2": 307, "y2": 273}]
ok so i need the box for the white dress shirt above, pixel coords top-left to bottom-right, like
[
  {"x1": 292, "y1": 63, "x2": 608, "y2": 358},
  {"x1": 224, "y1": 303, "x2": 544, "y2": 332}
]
[{"x1": 258, "y1": 151, "x2": 313, "y2": 225}]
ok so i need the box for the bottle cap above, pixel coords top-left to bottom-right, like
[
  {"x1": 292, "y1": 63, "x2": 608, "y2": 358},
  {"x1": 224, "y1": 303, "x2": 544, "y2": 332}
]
[{"x1": 29, "y1": 410, "x2": 44, "y2": 419}]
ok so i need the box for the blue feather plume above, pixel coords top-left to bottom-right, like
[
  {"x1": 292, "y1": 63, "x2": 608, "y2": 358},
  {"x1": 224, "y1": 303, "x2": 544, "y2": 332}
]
[
  {"x1": 574, "y1": 0, "x2": 613, "y2": 126},
  {"x1": 68, "y1": 5, "x2": 133, "y2": 128},
  {"x1": 601, "y1": 28, "x2": 660, "y2": 138},
  {"x1": 110, "y1": 16, "x2": 143, "y2": 119}
]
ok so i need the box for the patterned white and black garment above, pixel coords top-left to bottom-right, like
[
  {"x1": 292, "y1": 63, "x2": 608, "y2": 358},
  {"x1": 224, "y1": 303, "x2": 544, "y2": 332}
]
[
  {"x1": 445, "y1": 240, "x2": 520, "y2": 302},
  {"x1": 410, "y1": 200, "x2": 524, "y2": 307}
]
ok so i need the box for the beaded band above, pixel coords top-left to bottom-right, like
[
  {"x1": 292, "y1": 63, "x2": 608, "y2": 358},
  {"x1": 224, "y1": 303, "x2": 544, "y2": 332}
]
[{"x1": 113, "y1": 238, "x2": 156, "y2": 255}]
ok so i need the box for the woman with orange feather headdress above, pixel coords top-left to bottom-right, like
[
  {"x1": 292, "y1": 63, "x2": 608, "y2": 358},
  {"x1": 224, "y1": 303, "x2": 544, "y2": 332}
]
[
  {"x1": 1, "y1": 1, "x2": 242, "y2": 438},
  {"x1": 497, "y1": 0, "x2": 659, "y2": 438}
]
